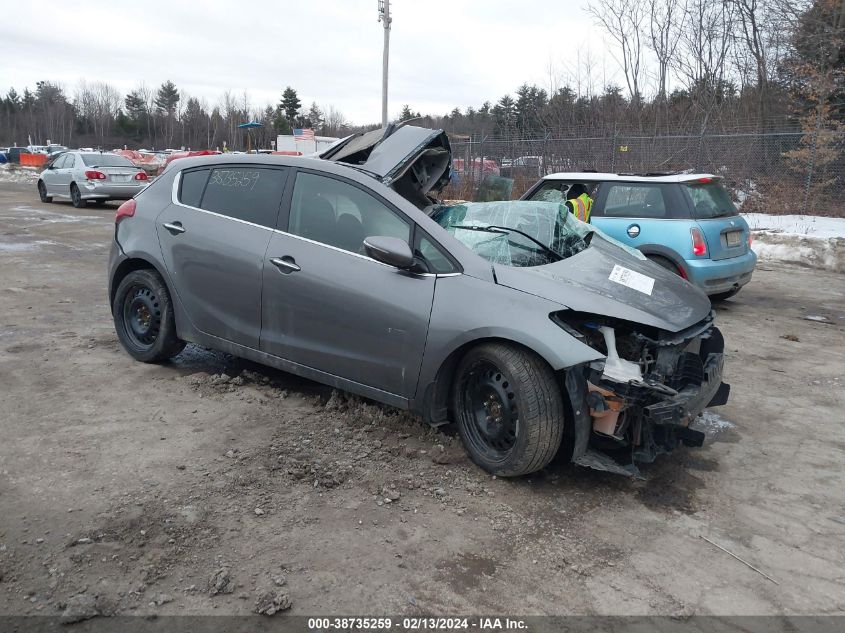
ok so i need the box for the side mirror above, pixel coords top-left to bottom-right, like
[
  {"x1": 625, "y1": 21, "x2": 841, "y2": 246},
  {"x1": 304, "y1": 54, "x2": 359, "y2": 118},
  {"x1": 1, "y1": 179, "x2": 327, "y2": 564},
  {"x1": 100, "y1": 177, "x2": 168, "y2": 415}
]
[{"x1": 363, "y1": 236, "x2": 415, "y2": 269}]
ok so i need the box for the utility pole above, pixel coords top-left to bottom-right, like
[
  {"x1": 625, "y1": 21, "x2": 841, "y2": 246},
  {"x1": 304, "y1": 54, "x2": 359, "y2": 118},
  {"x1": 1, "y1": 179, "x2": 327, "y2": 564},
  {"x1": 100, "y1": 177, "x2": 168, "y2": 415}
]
[{"x1": 378, "y1": 0, "x2": 392, "y2": 128}]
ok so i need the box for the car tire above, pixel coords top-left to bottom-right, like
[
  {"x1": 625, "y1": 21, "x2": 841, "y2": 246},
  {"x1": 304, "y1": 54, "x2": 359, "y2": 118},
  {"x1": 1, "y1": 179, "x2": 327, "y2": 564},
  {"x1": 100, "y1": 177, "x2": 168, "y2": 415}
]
[
  {"x1": 710, "y1": 288, "x2": 740, "y2": 301},
  {"x1": 112, "y1": 269, "x2": 186, "y2": 363},
  {"x1": 37, "y1": 181, "x2": 52, "y2": 203},
  {"x1": 646, "y1": 254, "x2": 683, "y2": 276},
  {"x1": 70, "y1": 183, "x2": 86, "y2": 208},
  {"x1": 452, "y1": 342, "x2": 564, "y2": 477}
]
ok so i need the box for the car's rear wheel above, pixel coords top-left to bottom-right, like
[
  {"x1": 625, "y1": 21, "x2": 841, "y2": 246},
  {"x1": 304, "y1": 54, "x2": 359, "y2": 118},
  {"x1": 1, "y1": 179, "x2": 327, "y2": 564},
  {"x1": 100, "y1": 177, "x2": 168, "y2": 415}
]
[
  {"x1": 70, "y1": 183, "x2": 86, "y2": 208},
  {"x1": 37, "y1": 181, "x2": 52, "y2": 203},
  {"x1": 646, "y1": 254, "x2": 683, "y2": 276},
  {"x1": 452, "y1": 343, "x2": 564, "y2": 477},
  {"x1": 113, "y1": 269, "x2": 185, "y2": 362}
]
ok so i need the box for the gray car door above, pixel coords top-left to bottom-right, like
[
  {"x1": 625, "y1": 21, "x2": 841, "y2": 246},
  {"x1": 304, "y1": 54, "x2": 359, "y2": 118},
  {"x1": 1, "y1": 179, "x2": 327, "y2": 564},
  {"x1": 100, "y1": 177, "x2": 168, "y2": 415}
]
[
  {"x1": 156, "y1": 165, "x2": 288, "y2": 348},
  {"x1": 260, "y1": 170, "x2": 436, "y2": 398}
]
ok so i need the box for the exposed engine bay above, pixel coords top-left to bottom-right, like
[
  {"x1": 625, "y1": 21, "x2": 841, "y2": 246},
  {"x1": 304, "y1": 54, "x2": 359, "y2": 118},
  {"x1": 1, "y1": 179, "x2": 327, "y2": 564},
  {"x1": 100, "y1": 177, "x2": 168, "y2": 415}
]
[{"x1": 557, "y1": 310, "x2": 730, "y2": 476}]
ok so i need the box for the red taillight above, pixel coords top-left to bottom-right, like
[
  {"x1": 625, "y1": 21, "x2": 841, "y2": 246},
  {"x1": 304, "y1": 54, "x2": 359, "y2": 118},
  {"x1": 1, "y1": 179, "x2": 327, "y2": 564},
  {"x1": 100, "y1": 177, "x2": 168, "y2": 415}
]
[
  {"x1": 691, "y1": 227, "x2": 708, "y2": 256},
  {"x1": 696, "y1": 177, "x2": 713, "y2": 184},
  {"x1": 85, "y1": 170, "x2": 106, "y2": 180},
  {"x1": 134, "y1": 171, "x2": 148, "y2": 181},
  {"x1": 115, "y1": 199, "x2": 136, "y2": 224},
  {"x1": 748, "y1": 232, "x2": 753, "y2": 247}
]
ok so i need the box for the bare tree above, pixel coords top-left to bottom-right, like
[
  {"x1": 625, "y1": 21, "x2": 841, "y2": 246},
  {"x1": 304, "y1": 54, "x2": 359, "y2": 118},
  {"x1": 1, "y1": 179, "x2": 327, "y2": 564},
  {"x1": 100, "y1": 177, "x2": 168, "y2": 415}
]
[
  {"x1": 588, "y1": 0, "x2": 647, "y2": 103},
  {"x1": 648, "y1": 0, "x2": 688, "y2": 102}
]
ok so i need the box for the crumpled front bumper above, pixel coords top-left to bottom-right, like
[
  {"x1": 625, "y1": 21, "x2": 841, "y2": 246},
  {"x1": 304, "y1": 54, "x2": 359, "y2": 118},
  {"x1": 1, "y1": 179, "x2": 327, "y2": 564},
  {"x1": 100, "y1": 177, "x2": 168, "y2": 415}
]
[
  {"x1": 568, "y1": 318, "x2": 731, "y2": 475},
  {"x1": 643, "y1": 352, "x2": 729, "y2": 427}
]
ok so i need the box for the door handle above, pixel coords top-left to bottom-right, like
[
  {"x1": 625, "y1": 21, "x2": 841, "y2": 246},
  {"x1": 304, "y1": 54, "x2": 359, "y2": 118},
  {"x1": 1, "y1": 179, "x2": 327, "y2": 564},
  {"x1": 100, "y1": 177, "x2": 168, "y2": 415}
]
[
  {"x1": 163, "y1": 221, "x2": 186, "y2": 235},
  {"x1": 270, "y1": 256, "x2": 301, "y2": 273}
]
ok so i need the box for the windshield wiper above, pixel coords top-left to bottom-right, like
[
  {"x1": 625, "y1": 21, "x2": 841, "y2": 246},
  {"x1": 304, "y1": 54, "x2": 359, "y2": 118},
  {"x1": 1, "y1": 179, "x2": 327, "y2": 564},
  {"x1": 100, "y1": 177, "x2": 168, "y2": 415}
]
[{"x1": 450, "y1": 224, "x2": 562, "y2": 261}]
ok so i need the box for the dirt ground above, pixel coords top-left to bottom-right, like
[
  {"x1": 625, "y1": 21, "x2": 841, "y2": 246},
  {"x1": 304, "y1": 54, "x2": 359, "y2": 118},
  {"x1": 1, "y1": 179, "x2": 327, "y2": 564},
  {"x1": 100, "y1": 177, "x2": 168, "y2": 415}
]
[{"x1": 0, "y1": 181, "x2": 844, "y2": 619}]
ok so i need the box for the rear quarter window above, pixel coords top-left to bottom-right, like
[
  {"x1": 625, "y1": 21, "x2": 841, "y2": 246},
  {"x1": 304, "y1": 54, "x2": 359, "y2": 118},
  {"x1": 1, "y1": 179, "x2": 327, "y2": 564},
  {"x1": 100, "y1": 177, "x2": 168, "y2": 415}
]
[{"x1": 179, "y1": 169, "x2": 209, "y2": 208}]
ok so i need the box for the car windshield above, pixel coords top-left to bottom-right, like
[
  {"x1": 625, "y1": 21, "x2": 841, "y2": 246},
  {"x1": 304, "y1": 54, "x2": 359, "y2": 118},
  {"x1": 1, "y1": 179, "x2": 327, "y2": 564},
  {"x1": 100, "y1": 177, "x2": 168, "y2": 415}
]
[
  {"x1": 432, "y1": 200, "x2": 644, "y2": 268},
  {"x1": 685, "y1": 181, "x2": 738, "y2": 219},
  {"x1": 80, "y1": 153, "x2": 134, "y2": 168}
]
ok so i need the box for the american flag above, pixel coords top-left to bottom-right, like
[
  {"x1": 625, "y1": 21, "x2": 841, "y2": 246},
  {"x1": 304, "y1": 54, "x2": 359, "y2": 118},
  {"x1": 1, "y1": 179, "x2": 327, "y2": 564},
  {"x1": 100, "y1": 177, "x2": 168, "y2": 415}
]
[{"x1": 293, "y1": 128, "x2": 315, "y2": 141}]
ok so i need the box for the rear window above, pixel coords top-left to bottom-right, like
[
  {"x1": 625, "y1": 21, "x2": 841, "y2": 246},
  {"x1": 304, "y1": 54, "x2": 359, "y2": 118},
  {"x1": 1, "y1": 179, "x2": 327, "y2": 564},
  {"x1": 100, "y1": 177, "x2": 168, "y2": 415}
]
[
  {"x1": 684, "y1": 182, "x2": 738, "y2": 219},
  {"x1": 602, "y1": 183, "x2": 668, "y2": 218},
  {"x1": 80, "y1": 153, "x2": 134, "y2": 168}
]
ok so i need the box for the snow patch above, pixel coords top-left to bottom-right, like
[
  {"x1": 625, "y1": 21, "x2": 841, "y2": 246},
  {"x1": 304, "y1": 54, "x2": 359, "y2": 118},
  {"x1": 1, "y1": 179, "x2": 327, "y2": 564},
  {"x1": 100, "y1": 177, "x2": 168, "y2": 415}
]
[
  {"x1": 743, "y1": 213, "x2": 845, "y2": 272},
  {"x1": 692, "y1": 410, "x2": 736, "y2": 438}
]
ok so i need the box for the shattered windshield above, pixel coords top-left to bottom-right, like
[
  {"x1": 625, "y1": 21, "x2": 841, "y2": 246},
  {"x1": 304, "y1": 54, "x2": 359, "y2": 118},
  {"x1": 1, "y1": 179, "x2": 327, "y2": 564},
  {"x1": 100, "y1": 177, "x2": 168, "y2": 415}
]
[{"x1": 431, "y1": 201, "x2": 646, "y2": 268}]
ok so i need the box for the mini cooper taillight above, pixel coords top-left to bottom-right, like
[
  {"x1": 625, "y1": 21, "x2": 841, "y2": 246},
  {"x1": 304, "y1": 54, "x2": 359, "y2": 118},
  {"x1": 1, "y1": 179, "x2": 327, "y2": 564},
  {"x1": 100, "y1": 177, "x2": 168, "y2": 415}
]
[
  {"x1": 115, "y1": 199, "x2": 136, "y2": 224},
  {"x1": 691, "y1": 227, "x2": 708, "y2": 256}
]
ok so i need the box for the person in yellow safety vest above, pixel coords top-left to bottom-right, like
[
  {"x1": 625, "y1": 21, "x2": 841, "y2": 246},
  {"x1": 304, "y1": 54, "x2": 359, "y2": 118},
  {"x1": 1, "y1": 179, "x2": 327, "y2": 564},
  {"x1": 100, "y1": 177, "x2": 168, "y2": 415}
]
[{"x1": 565, "y1": 183, "x2": 593, "y2": 223}]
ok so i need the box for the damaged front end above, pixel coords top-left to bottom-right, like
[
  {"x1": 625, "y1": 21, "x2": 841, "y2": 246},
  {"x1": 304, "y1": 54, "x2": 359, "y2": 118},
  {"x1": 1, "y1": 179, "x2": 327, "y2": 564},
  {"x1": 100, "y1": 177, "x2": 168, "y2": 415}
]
[{"x1": 555, "y1": 310, "x2": 730, "y2": 477}]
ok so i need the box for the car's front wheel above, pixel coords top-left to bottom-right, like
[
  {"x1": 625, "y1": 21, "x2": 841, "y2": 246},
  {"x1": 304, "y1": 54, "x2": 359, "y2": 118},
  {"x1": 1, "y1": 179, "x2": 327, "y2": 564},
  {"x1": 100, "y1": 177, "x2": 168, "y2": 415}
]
[
  {"x1": 70, "y1": 183, "x2": 86, "y2": 208},
  {"x1": 37, "y1": 181, "x2": 52, "y2": 203},
  {"x1": 112, "y1": 269, "x2": 186, "y2": 362},
  {"x1": 452, "y1": 343, "x2": 564, "y2": 477}
]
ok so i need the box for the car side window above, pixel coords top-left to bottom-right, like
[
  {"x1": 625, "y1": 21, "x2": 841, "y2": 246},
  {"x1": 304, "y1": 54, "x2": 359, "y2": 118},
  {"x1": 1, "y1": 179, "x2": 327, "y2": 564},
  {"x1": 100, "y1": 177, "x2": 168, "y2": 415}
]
[
  {"x1": 602, "y1": 184, "x2": 668, "y2": 218},
  {"x1": 415, "y1": 231, "x2": 457, "y2": 274},
  {"x1": 52, "y1": 154, "x2": 68, "y2": 169},
  {"x1": 288, "y1": 172, "x2": 410, "y2": 255},
  {"x1": 179, "y1": 169, "x2": 210, "y2": 208},
  {"x1": 199, "y1": 167, "x2": 287, "y2": 228},
  {"x1": 527, "y1": 181, "x2": 566, "y2": 202}
]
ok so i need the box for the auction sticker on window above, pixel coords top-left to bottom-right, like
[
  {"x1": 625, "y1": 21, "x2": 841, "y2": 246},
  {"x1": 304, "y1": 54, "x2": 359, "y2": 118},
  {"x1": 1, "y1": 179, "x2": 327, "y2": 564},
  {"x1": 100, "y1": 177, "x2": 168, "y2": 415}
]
[{"x1": 609, "y1": 264, "x2": 655, "y2": 295}]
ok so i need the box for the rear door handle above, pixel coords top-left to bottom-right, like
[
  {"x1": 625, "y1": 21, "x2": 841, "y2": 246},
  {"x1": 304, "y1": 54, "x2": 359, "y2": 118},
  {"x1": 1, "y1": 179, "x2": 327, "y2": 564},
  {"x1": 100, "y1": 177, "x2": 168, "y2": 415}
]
[
  {"x1": 163, "y1": 221, "x2": 186, "y2": 235},
  {"x1": 270, "y1": 256, "x2": 301, "y2": 273}
]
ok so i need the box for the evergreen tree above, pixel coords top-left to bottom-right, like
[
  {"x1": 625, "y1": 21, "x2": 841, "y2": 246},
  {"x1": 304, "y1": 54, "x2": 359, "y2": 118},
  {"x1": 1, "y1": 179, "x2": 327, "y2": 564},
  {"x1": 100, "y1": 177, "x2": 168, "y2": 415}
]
[
  {"x1": 280, "y1": 87, "x2": 301, "y2": 124},
  {"x1": 154, "y1": 80, "x2": 179, "y2": 115},
  {"x1": 304, "y1": 101, "x2": 323, "y2": 129}
]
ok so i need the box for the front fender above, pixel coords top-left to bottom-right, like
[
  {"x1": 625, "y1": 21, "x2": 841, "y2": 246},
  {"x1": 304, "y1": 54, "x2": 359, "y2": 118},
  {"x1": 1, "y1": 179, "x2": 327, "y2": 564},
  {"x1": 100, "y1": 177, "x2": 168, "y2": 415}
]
[{"x1": 411, "y1": 273, "x2": 604, "y2": 420}]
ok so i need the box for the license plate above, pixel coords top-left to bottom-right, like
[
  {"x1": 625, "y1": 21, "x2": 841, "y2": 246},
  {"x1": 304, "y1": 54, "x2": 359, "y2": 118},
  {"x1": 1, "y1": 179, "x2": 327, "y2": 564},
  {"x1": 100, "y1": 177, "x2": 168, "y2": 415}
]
[
  {"x1": 111, "y1": 174, "x2": 131, "y2": 183},
  {"x1": 726, "y1": 231, "x2": 742, "y2": 247}
]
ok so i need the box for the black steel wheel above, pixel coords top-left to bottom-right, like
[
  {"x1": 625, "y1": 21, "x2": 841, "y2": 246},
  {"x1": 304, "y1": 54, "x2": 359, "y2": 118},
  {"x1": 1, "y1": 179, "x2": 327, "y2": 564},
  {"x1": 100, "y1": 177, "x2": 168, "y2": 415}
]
[
  {"x1": 460, "y1": 360, "x2": 520, "y2": 458},
  {"x1": 112, "y1": 269, "x2": 185, "y2": 362},
  {"x1": 452, "y1": 343, "x2": 564, "y2": 476},
  {"x1": 37, "y1": 181, "x2": 52, "y2": 203},
  {"x1": 70, "y1": 183, "x2": 86, "y2": 208}
]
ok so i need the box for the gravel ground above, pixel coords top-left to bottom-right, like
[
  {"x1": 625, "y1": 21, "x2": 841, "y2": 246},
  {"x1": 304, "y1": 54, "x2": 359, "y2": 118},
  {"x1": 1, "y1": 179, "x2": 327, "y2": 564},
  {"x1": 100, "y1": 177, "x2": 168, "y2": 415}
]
[{"x1": 0, "y1": 182, "x2": 844, "y2": 619}]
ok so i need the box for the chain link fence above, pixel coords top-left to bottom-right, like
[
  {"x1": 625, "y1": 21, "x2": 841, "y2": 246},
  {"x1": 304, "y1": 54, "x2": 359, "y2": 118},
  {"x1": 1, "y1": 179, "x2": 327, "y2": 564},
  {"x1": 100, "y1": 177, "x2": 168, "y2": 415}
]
[{"x1": 445, "y1": 130, "x2": 845, "y2": 216}]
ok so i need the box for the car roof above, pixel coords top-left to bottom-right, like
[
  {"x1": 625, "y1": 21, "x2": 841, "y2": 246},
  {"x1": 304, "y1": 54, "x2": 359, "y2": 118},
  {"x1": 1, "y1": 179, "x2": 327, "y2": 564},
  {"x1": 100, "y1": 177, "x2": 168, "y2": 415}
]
[
  {"x1": 541, "y1": 172, "x2": 721, "y2": 184},
  {"x1": 165, "y1": 152, "x2": 368, "y2": 177}
]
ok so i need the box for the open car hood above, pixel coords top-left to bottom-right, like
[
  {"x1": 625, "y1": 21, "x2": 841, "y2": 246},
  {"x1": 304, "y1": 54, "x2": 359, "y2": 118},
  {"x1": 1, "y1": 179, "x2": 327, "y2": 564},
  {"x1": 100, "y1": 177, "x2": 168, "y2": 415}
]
[
  {"x1": 321, "y1": 125, "x2": 452, "y2": 208},
  {"x1": 493, "y1": 237, "x2": 712, "y2": 333}
]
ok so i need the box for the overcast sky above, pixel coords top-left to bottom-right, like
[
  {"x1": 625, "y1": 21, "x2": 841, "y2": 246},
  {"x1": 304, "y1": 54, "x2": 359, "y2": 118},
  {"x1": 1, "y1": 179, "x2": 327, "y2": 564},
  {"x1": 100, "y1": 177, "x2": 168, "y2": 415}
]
[{"x1": 1, "y1": 0, "x2": 612, "y2": 124}]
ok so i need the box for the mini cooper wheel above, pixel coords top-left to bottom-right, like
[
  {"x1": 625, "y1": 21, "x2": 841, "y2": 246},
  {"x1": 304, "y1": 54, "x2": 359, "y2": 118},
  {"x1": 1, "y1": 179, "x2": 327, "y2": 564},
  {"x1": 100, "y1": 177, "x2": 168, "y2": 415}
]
[
  {"x1": 112, "y1": 269, "x2": 185, "y2": 362},
  {"x1": 70, "y1": 183, "x2": 86, "y2": 208},
  {"x1": 452, "y1": 343, "x2": 564, "y2": 477},
  {"x1": 37, "y1": 181, "x2": 52, "y2": 203}
]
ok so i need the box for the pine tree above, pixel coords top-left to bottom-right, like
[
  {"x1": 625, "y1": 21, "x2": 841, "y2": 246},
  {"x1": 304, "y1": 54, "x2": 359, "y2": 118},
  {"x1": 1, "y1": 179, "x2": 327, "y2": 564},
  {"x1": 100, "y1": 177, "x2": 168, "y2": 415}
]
[
  {"x1": 154, "y1": 80, "x2": 179, "y2": 115},
  {"x1": 305, "y1": 102, "x2": 323, "y2": 130},
  {"x1": 280, "y1": 87, "x2": 301, "y2": 124}
]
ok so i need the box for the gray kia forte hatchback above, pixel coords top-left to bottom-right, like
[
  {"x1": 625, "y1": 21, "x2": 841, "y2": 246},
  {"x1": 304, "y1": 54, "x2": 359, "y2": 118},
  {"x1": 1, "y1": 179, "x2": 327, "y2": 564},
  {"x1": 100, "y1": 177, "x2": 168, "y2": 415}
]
[{"x1": 108, "y1": 124, "x2": 729, "y2": 477}]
